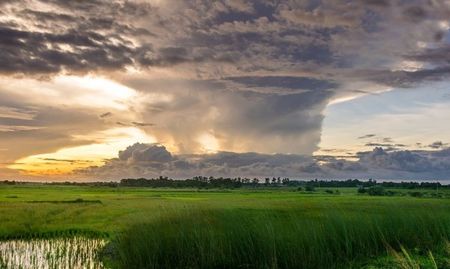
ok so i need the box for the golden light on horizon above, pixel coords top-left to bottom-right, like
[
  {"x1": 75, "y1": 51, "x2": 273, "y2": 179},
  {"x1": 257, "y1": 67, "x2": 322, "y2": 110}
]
[
  {"x1": 1, "y1": 0, "x2": 450, "y2": 182},
  {"x1": 8, "y1": 127, "x2": 156, "y2": 176}
]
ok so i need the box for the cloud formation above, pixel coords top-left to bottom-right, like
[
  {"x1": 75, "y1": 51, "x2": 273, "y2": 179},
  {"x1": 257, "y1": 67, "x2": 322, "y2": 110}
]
[
  {"x1": 0, "y1": 0, "x2": 450, "y2": 179},
  {"x1": 76, "y1": 143, "x2": 450, "y2": 180},
  {"x1": 119, "y1": 143, "x2": 173, "y2": 163},
  {"x1": 2, "y1": 0, "x2": 449, "y2": 83}
]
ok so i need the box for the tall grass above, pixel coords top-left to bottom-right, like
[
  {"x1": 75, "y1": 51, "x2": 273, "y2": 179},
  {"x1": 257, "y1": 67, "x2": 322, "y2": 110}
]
[
  {"x1": 107, "y1": 206, "x2": 450, "y2": 269},
  {"x1": 0, "y1": 237, "x2": 106, "y2": 269}
]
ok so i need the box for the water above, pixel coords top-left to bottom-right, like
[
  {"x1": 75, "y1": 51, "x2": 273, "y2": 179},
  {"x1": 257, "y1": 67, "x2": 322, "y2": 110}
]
[{"x1": 0, "y1": 237, "x2": 106, "y2": 269}]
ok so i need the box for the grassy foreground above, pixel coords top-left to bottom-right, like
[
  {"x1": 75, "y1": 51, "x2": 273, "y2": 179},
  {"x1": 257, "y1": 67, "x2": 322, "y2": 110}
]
[
  {"x1": 1, "y1": 185, "x2": 450, "y2": 268},
  {"x1": 108, "y1": 206, "x2": 450, "y2": 269}
]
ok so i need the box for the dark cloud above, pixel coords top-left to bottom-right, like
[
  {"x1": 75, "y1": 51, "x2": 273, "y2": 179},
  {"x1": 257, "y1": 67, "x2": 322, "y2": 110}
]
[
  {"x1": 431, "y1": 148, "x2": 450, "y2": 158},
  {"x1": 358, "y1": 134, "x2": 376, "y2": 139},
  {"x1": 118, "y1": 143, "x2": 173, "y2": 163},
  {"x1": 76, "y1": 143, "x2": 450, "y2": 180},
  {"x1": 1, "y1": 0, "x2": 448, "y2": 86},
  {"x1": 226, "y1": 76, "x2": 338, "y2": 91},
  {"x1": 405, "y1": 46, "x2": 450, "y2": 65},
  {"x1": 137, "y1": 47, "x2": 191, "y2": 67},
  {"x1": 322, "y1": 159, "x2": 365, "y2": 172},
  {"x1": 131, "y1": 122, "x2": 155, "y2": 127},
  {"x1": 76, "y1": 142, "x2": 321, "y2": 179},
  {"x1": 0, "y1": 0, "x2": 153, "y2": 75},
  {"x1": 0, "y1": 26, "x2": 135, "y2": 75},
  {"x1": 1, "y1": 0, "x2": 450, "y2": 178},
  {"x1": 364, "y1": 143, "x2": 406, "y2": 151},
  {"x1": 358, "y1": 147, "x2": 432, "y2": 173},
  {"x1": 40, "y1": 158, "x2": 93, "y2": 164},
  {"x1": 111, "y1": 121, "x2": 155, "y2": 127},
  {"x1": 200, "y1": 151, "x2": 310, "y2": 168},
  {"x1": 360, "y1": 67, "x2": 450, "y2": 88},
  {"x1": 99, "y1": 112, "x2": 112, "y2": 118},
  {"x1": 362, "y1": 0, "x2": 390, "y2": 7},
  {"x1": 402, "y1": 6, "x2": 427, "y2": 22},
  {"x1": 429, "y1": 141, "x2": 447, "y2": 149}
]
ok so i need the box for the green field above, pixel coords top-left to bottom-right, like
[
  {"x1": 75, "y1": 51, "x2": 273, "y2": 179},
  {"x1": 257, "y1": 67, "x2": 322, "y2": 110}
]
[{"x1": 1, "y1": 185, "x2": 450, "y2": 268}]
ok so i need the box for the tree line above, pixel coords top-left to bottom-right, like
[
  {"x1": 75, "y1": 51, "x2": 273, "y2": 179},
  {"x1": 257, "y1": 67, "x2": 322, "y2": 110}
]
[{"x1": 0, "y1": 177, "x2": 447, "y2": 189}]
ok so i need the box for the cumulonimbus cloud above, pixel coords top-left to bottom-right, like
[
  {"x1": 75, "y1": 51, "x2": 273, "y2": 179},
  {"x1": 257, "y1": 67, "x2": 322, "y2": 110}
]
[{"x1": 0, "y1": 0, "x2": 450, "y2": 173}]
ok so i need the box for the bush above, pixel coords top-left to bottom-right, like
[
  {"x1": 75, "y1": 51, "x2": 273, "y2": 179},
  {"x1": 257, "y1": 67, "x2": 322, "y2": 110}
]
[
  {"x1": 385, "y1": 191, "x2": 397, "y2": 196},
  {"x1": 357, "y1": 186, "x2": 366, "y2": 194},
  {"x1": 367, "y1": 186, "x2": 386, "y2": 196},
  {"x1": 305, "y1": 185, "x2": 315, "y2": 192},
  {"x1": 431, "y1": 193, "x2": 443, "y2": 198},
  {"x1": 409, "y1": 191, "x2": 423, "y2": 198},
  {"x1": 324, "y1": 189, "x2": 334, "y2": 194}
]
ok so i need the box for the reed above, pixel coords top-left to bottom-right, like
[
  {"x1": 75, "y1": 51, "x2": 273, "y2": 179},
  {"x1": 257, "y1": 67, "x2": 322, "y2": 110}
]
[{"x1": 108, "y1": 206, "x2": 450, "y2": 269}]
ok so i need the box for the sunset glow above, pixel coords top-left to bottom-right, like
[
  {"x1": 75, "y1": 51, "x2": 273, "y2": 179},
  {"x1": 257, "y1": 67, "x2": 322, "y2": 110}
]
[{"x1": 0, "y1": 0, "x2": 449, "y2": 180}]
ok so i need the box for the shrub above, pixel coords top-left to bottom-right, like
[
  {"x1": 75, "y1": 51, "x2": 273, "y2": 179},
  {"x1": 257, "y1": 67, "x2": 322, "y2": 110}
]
[
  {"x1": 305, "y1": 185, "x2": 315, "y2": 192},
  {"x1": 409, "y1": 191, "x2": 424, "y2": 198},
  {"x1": 431, "y1": 193, "x2": 443, "y2": 198},
  {"x1": 357, "y1": 186, "x2": 366, "y2": 194},
  {"x1": 386, "y1": 191, "x2": 397, "y2": 196},
  {"x1": 367, "y1": 186, "x2": 386, "y2": 196}
]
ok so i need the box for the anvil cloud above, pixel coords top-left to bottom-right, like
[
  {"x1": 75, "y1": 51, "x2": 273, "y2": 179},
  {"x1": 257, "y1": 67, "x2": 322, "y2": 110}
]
[{"x1": 0, "y1": 0, "x2": 449, "y2": 180}]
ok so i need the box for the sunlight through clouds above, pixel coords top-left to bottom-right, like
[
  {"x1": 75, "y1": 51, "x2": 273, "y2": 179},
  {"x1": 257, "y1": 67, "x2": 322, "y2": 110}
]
[
  {"x1": 1, "y1": 0, "x2": 450, "y2": 180},
  {"x1": 0, "y1": 75, "x2": 138, "y2": 110},
  {"x1": 54, "y1": 76, "x2": 137, "y2": 110},
  {"x1": 8, "y1": 127, "x2": 156, "y2": 176},
  {"x1": 197, "y1": 132, "x2": 220, "y2": 153}
]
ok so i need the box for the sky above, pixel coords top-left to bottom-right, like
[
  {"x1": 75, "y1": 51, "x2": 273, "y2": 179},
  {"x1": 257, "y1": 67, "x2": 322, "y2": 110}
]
[{"x1": 1, "y1": 0, "x2": 450, "y2": 181}]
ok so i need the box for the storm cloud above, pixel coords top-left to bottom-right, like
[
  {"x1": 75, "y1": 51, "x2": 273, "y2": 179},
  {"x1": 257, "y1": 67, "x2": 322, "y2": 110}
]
[
  {"x1": 76, "y1": 143, "x2": 450, "y2": 180},
  {"x1": 2, "y1": 0, "x2": 449, "y2": 82},
  {"x1": 1, "y1": 0, "x2": 450, "y2": 179}
]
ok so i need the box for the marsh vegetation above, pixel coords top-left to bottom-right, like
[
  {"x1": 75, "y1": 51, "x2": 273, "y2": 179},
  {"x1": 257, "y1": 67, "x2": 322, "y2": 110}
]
[
  {"x1": 107, "y1": 207, "x2": 450, "y2": 268},
  {"x1": 1, "y1": 183, "x2": 450, "y2": 268},
  {"x1": 0, "y1": 237, "x2": 105, "y2": 269}
]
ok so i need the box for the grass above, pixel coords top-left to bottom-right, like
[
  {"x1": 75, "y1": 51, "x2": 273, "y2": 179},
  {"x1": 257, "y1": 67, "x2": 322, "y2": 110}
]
[
  {"x1": 364, "y1": 241, "x2": 450, "y2": 268},
  {"x1": 0, "y1": 237, "x2": 106, "y2": 269},
  {"x1": 107, "y1": 206, "x2": 450, "y2": 269},
  {"x1": 1, "y1": 185, "x2": 450, "y2": 268}
]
